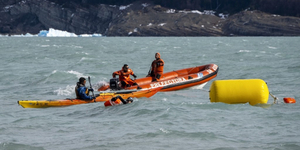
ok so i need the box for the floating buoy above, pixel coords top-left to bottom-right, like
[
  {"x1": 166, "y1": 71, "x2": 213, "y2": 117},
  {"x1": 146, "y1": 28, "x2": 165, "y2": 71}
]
[
  {"x1": 209, "y1": 79, "x2": 269, "y2": 106},
  {"x1": 283, "y1": 97, "x2": 296, "y2": 103}
]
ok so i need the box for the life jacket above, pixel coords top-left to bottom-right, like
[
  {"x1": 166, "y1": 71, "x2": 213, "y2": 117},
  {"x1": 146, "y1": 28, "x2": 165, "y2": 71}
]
[
  {"x1": 151, "y1": 58, "x2": 164, "y2": 74},
  {"x1": 75, "y1": 83, "x2": 89, "y2": 99},
  {"x1": 113, "y1": 68, "x2": 134, "y2": 81}
]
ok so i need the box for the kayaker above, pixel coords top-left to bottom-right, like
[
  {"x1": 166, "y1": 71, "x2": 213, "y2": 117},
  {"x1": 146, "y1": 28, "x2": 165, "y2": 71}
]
[
  {"x1": 112, "y1": 64, "x2": 138, "y2": 89},
  {"x1": 111, "y1": 96, "x2": 133, "y2": 104},
  {"x1": 75, "y1": 77, "x2": 95, "y2": 100},
  {"x1": 147, "y1": 52, "x2": 164, "y2": 81}
]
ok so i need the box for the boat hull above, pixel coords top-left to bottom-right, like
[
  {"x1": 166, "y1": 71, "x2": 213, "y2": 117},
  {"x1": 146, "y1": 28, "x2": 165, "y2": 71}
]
[
  {"x1": 99, "y1": 64, "x2": 219, "y2": 92},
  {"x1": 18, "y1": 88, "x2": 161, "y2": 108}
]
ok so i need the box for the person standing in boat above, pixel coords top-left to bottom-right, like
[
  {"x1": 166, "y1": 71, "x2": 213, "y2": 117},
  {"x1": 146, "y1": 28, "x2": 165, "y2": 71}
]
[
  {"x1": 75, "y1": 77, "x2": 95, "y2": 100},
  {"x1": 112, "y1": 64, "x2": 138, "y2": 89},
  {"x1": 147, "y1": 52, "x2": 164, "y2": 81}
]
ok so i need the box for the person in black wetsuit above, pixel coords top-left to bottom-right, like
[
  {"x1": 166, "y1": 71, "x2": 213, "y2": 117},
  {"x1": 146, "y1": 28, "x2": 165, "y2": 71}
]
[{"x1": 111, "y1": 96, "x2": 133, "y2": 104}]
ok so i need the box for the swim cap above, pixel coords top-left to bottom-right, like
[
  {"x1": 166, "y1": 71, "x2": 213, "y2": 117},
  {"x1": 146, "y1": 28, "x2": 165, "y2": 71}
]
[{"x1": 127, "y1": 97, "x2": 133, "y2": 102}]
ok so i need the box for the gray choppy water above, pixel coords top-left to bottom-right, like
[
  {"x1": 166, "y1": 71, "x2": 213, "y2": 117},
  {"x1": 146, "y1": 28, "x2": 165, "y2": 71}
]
[{"x1": 0, "y1": 37, "x2": 300, "y2": 150}]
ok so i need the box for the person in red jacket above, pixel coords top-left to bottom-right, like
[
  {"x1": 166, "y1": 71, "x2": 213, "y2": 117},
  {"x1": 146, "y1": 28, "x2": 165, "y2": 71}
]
[
  {"x1": 147, "y1": 53, "x2": 164, "y2": 81},
  {"x1": 112, "y1": 64, "x2": 138, "y2": 88}
]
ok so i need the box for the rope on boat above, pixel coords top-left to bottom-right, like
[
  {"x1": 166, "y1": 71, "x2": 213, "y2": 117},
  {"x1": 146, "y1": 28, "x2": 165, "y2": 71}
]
[{"x1": 270, "y1": 93, "x2": 278, "y2": 104}]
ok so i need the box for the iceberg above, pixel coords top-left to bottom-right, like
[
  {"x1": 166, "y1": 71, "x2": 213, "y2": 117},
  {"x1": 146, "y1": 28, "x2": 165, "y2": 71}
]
[
  {"x1": 44, "y1": 28, "x2": 78, "y2": 37},
  {"x1": 38, "y1": 28, "x2": 102, "y2": 37}
]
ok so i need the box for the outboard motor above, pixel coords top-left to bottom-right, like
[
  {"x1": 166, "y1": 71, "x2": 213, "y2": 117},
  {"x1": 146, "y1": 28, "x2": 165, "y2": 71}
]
[{"x1": 110, "y1": 78, "x2": 120, "y2": 90}]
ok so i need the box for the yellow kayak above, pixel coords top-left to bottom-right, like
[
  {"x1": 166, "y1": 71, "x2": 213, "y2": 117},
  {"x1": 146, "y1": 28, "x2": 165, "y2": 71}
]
[{"x1": 18, "y1": 88, "x2": 161, "y2": 108}]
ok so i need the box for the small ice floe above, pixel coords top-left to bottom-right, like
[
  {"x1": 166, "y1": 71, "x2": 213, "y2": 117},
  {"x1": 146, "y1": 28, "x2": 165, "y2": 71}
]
[
  {"x1": 11, "y1": 33, "x2": 37, "y2": 37},
  {"x1": 201, "y1": 25, "x2": 205, "y2": 28}
]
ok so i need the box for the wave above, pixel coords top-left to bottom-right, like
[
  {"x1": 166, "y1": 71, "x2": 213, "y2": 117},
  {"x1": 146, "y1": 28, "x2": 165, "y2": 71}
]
[
  {"x1": 0, "y1": 142, "x2": 45, "y2": 150},
  {"x1": 53, "y1": 85, "x2": 75, "y2": 96}
]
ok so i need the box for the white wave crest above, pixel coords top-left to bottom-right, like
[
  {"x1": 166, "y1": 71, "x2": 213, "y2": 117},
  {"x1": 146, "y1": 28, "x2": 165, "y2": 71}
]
[
  {"x1": 268, "y1": 46, "x2": 277, "y2": 49},
  {"x1": 93, "y1": 80, "x2": 109, "y2": 90},
  {"x1": 188, "y1": 82, "x2": 207, "y2": 89},
  {"x1": 239, "y1": 50, "x2": 251, "y2": 53},
  {"x1": 160, "y1": 128, "x2": 171, "y2": 134},
  {"x1": 54, "y1": 85, "x2": 75, "y2": 96},
  {"x1": 66, "y1": 70, "x2": 85, "y2": 79}
]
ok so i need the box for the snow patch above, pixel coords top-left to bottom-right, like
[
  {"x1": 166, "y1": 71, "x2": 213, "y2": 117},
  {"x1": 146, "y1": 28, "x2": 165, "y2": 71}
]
[
  {"x1": 142, "y1": 3, "x2": 149, "y2": 7},
  {"x1": 219, "y1": 13, "x2": 229, "y2": 19},
  {"x1": 147, "y1": 23, "x2": 153, "y2": 27},
  {"x1": 158, "y1": 23, "x2": 166, "y2": 26},
  {"x1": 119, "y1": 4, "x2": 132, "y2": 10},
  {"x1": 166, "y1": 9, "x2": 176, "y2": 13}
]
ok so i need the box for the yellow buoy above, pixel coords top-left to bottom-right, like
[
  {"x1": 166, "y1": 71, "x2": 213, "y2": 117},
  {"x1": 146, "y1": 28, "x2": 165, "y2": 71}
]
[{"x1": 209, "y1": 79, "x2": 269, "y2": 106}]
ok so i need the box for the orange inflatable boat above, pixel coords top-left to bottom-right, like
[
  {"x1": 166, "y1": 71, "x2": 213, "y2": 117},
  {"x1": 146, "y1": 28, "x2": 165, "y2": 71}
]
[{"x1": 99, "y1": 64, "x2": 219, "y2": 92}]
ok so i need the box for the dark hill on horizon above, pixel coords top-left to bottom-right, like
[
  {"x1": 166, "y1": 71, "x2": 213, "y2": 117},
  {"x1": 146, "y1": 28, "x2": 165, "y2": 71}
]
[
  {"x1": 0, "y1": 0, "x2": 300, "y2": 36},
  {"x1": 46, "y1": 0, "x2": 300, "y2": 17}
]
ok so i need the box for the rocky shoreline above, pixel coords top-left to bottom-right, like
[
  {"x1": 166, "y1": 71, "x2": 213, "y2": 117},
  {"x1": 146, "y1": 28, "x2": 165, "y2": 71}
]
[{"x1": 1, "y1": 0, "x2": 300, "y2": 36}]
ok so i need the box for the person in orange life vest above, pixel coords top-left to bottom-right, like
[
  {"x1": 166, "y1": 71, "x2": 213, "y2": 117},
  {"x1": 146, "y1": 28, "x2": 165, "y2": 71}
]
[
  {"x1": 112, "y1": 64, "x2": 138, "y2": 88},
  {"x1": 147, "y1": 52, "x2": 164, "y2": 81},
  {"x1": 75, "y1": 77, "x2": 95, "y2": 100}
]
